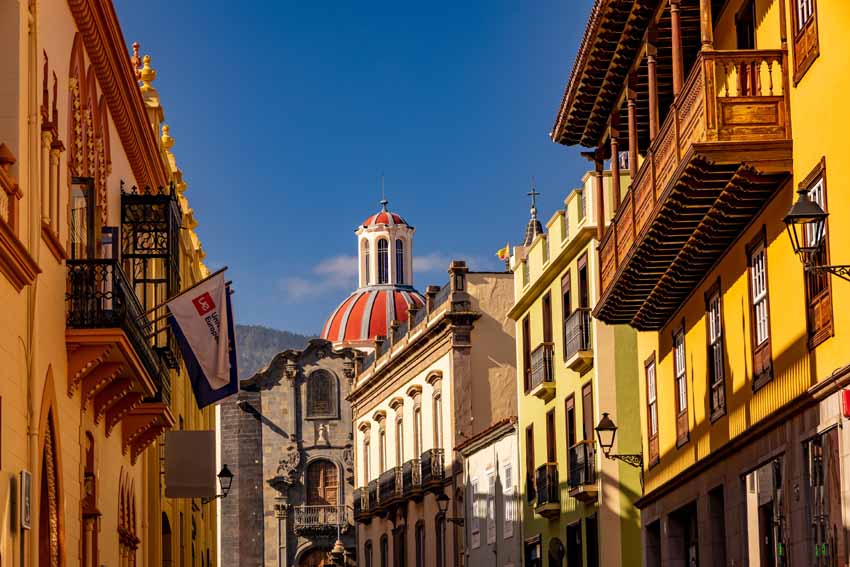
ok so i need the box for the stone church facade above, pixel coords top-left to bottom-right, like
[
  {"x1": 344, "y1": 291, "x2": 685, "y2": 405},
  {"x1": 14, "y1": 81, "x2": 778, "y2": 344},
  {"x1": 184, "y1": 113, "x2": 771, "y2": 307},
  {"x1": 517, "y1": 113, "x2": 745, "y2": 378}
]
[{"x1": 220, "y1": 340, "x2": 359, "y2": 566}]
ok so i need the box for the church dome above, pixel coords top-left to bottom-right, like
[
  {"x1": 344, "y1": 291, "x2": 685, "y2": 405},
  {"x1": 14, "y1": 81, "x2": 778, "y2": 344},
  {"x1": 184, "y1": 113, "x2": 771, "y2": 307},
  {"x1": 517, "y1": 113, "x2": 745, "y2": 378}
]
[
  {"x1": 321, "y1": 287, "x2": 425, "y2": 344},
  {"x1": 361, "y1": 207, "x2": 408, "y2": 228}
]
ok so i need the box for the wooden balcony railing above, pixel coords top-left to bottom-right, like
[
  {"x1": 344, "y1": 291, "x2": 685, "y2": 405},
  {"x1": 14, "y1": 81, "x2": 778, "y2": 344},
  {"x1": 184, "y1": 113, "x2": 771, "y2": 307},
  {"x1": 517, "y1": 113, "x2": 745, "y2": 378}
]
[
  {"x1": 596, "y1": 49, "x2": 792, "y2": 328},
  {"x1": 293, "y1": 505, "x2": 349, "y2": 533},
  {"x1": 529, "y1": 342, "x2": 554, "y2": 390}
]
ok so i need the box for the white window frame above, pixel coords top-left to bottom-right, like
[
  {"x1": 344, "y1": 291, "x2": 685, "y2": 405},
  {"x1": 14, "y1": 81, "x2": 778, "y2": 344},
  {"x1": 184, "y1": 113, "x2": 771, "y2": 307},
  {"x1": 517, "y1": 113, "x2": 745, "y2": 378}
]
[
  {"x1": 503, "y1": 462, "x2": 514, "y2": 538},
  {"x1": 750, "y1": 243, "x2": 769, "y2": 346},
  {"x1": 806, "y1": 176, "x2": 826, "y2": 247},
  {"x1": 486, "y1": 471, "x2": 497, "y2": 544},
  {"x1": 647, "y1": 362, "x2": 658, "y2": 437},
  {"x1": 470, "y1": 477, "x2": 481, "y2": 549},
  {"x1": 796, "y1": 0, "x2": 814, "y2": 31},
  {"x1": 674, "y1": 330, "x2": 687, "y2": 413}
]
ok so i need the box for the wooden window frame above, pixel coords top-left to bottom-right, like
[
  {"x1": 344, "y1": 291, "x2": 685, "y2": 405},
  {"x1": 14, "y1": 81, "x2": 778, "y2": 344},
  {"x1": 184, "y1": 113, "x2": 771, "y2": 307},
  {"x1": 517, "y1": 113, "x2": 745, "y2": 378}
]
[
  {"x1": 306, "y1": 370, "x2": 339, "y2": 420},
  {"x1": 561, "y1": 270, "x2": 572, "y2": 362},
  {"x1": 645, "y1": 353, "x2": 660, "y2": 467},
  {"x1": 747, "y1": 227, "x2": 774, "y2": 390},
  {"x1": 672, "y1": 323, "x2": 689, "y2": 447},
  {"x1": 525, "y1": 424, "x2": 535, "y2": 503},
  {"x1": 800, "y1": 157, "x2": 834, "y2": 349},
  {"x1": 581, "y1": 382, "x2": 594, "y2": 442},
  {"x1": 790, "y1": 0, "x2": 819, "y2": 84},
  {"x1": 565, "y1": 396, "x2": 576, "y2": 471},
  {"x1": 704, "y1": 279, "x2": 727, "y2": 422},
  {"x1": 545, "y1": 409, "x2": 557, "y2": 463},
  {"x1": 542, "y1": 292, "x2": 553, "y2": 344},
  {"x1": 522, "y1": 315, "x2": 532, "y2": 392}
]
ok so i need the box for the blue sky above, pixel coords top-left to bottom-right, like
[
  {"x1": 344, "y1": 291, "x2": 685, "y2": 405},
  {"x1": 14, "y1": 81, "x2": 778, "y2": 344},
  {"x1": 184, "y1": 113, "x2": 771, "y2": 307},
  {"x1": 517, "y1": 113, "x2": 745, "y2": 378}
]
[{"x1": 118, "y1": 1, "x2": 594, "y2": 334}]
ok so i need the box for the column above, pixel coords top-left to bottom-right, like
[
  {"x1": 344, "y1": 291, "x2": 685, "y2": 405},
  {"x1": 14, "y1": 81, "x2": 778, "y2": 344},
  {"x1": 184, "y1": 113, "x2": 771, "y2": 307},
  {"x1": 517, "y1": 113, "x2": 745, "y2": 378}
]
[
  {"x1": 699, "y1": 0, "x2": 714, "y2": 49},
  {"x1": 671, "y1": 0, "x2": 684, "y2": 96},
  {"x1": 647, "y1": 44, "x2": 659, "y2": 141},
  {"x1": 610, "y1": 129, "x2": 621, "y2": 209},
  {"x1": 594, "y1": 159, "x2": 605, "y2": 241},
  {"x1": 40, "y1": 130, "x2": 52, "y2": 223},
  {"x1": 49, "y1": 145, "x2": 60, "y2": 232},
  {"x1": 627, "y1": 78, "x2": 638, "y2": 179}
]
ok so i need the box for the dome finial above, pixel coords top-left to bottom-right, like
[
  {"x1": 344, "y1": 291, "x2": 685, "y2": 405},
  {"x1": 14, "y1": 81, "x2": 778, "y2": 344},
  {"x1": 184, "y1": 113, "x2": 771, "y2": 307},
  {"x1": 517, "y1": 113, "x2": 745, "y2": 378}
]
[
  {"x1": 161, "y1": 124, "x2": 174, "y2": 150},
  {"x1": 380, "y1": 173, "x2": 388, "y2": 211},
  {"x1": 139, "y1": 54, "x2": 156, "y2": 92}
]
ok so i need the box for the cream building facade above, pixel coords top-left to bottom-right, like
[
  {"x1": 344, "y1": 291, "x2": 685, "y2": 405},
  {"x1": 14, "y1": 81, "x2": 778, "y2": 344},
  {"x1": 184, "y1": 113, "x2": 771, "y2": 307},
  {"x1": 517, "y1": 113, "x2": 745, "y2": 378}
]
[{"x1": 0, "y1": 0, "x2": 216, "y2": 564}]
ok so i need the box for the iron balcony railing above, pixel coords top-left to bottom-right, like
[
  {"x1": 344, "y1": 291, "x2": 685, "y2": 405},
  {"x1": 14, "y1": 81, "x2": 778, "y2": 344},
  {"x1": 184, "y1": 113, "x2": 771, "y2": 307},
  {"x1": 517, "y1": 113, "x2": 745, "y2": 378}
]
[
  {"x1": 367, "y1": 479, "x2": 379, "y2": 510},
  {"x1": 420, "y1": 448, "x2": 445, "y2": 486},
  {"x1": 353, "y1": 487, "x2": 365, "y2": 517},
  {"x1": 402, "y1": 458, "x2": 423, "y2": 497},
  {"x1": 568, "y1": 441, "x2": 596, "y2": 489},
  {"x1": 66, "y1": 259, "x2": 171, "y2": 405},
  {"x1": 564, "y1": 308, "x2": 592, "y2": 360},
  {"x1": 535, "y1": 463, "x2": 560, "y2": 506},
  {"x1": 292, "y1": 505, "x2": 349, "y2": 532},
  {"x1": 529, "y1": 342, "x2": 554, "y2": 390},
  {"x1": 378, "y1": 467, "x2": 403, "y2": 503}
]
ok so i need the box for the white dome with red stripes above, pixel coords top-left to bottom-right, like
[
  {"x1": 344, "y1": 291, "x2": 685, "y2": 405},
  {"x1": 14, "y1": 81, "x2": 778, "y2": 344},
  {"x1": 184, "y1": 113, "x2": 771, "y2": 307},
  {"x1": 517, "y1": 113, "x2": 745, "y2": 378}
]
[{"x1": 321, "y1": 287, "x2": 425, "y2": 345}]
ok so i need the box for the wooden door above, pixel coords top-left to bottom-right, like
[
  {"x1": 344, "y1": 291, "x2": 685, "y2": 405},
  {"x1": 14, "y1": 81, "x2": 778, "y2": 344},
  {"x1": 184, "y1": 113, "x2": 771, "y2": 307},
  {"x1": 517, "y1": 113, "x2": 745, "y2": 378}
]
[
  {"x1": 306, "y1": 460, "x2": 338, "y2": 506},
  {"x1": 581, "y1": 383, "x2": 593, "y2": 441}
]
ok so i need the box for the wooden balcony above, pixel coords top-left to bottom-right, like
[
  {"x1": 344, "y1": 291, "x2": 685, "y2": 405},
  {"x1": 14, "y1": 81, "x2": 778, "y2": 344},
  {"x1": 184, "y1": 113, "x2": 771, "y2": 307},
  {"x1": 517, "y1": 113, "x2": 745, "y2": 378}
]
[
  {"x1": 534, "y1": 463, "x2": 560, "y2": 519},
  {"x1": 568, "y1": 441, "x2": 598, "y2": 503},
  {"x1": 66, "y1": 259, "x2": 174, "y2": 462},
  {"x1": 596, "y1": 49, "x2": 792, "y2": 330},
  {"x1": 564, "y1": 309, "x2": 593, "y2": 373},
  {"x1": 528, "y1": 342, "x2": 555, "y2": 401}
]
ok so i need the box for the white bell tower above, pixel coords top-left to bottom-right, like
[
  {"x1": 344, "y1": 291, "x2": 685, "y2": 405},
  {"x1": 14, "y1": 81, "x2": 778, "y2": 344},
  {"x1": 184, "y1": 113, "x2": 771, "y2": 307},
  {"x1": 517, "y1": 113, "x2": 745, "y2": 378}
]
[{"x1": 356, "y1": 199, "x2": 414, "y2": 289}]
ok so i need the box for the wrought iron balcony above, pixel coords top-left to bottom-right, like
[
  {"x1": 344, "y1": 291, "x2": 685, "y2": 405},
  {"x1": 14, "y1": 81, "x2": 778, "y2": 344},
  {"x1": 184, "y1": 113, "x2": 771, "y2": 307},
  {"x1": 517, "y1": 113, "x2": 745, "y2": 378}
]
[
  {"x1": 529, "y1": 342, "x2": 555, "y2": 401},
  {"x1": 420, "y1": 448, "x2": 445, "y2": 489},
  {"x1": 402, "y1": 458, "x2": 423, "y2": 499},
  {"x1": 353, "y1": 487, "x2": 366, "y2": 520},
  {"x1": 596, "y1": 49, "x2": 792, "y2": 330},
  {"x1": 66, "y1": 259, "x2": 170, "y2": 405},
  {"x1": 564, "y1": 308, "x2": 593, "y2": 373},
  {"x1": 367, "y1": 480, "x2": 379, "y2": 512},
  {"x1": 292, "y1": 505, "x2": 350, "y2": 534},
  {"x1": 534, "y1": 463, "x2": 560, "y2": 518},
  {"x1": 568, "y1": 441, "x2": 598, "y2": 503},
  {"x1": 378, "y1": 467, "x2": 403, "y2": 505}
]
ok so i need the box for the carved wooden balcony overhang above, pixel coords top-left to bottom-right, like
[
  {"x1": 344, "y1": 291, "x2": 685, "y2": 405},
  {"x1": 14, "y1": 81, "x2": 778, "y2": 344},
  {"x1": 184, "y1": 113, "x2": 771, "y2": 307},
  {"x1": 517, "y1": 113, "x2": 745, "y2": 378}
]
[{"x1": 121, "y1": 402, "x2": 175, "y2": 464}]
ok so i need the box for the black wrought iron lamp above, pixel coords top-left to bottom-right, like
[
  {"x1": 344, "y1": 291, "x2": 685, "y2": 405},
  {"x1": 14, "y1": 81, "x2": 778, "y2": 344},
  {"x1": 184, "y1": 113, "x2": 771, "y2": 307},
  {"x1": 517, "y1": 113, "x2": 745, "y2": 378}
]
[
  {"x1": 202, "y1": 464, "x2": 234, "y2": 505},
  {"x1": 594, "y1": 413, "x2": 643, "y2": 469},
  {"x1": 435, "y1": 491, "x2": 464, "y2": 526},
  {"x1": 783, "y1": 187, "x2": 850, "y2": 281}
]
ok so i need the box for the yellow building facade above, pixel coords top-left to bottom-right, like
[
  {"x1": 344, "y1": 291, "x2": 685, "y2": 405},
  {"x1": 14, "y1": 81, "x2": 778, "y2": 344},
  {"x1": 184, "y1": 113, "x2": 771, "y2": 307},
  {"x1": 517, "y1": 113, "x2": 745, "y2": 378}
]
[
  {"x1": 509, "y1": 171, "x2": 642, "y2": 567},
  {"x1": 0, "y1": 0, "x2": 216, "y2": 565},
  {"x1": 552, "y1": 0, "x2": 850, "y2": 565}
]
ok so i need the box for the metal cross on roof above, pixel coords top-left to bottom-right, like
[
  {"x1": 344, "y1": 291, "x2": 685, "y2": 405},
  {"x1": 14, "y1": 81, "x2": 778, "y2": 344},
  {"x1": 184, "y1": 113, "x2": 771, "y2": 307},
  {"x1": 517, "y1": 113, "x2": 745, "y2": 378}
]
[{"x1": 528, "y1": 178, "x2": 540, "y2": 209}]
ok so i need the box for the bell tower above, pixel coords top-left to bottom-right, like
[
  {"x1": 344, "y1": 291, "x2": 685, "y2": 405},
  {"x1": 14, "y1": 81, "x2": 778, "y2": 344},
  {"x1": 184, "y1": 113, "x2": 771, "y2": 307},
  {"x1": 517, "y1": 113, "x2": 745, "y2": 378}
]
[{"x1": 356, "y1": 199, "x2": 414, "y2": 288}]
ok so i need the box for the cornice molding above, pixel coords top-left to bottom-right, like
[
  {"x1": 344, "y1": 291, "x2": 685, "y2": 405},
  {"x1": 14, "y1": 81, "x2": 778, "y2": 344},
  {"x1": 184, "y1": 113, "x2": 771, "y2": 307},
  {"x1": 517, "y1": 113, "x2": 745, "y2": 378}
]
[
  {"x1": 0, "y1": 219, "x2": 40, "y2": 291},
  {"x1": 67, "y1": 0, "x2": 168, "y2": 188}
]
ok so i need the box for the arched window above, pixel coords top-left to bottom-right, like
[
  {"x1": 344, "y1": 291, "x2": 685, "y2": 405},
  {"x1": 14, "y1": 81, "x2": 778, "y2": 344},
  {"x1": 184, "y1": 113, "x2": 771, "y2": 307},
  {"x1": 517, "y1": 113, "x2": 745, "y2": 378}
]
[
  {"x1": 306, "y1": 460, "x2": 339, "y2": 506},
  {"x1": 395, "y1": 416, "x2": 404, "y2": 466},
  {"x1": 363, "y1": 240, "x2": 371, "y2": 285},
  {"x1": 380, "y1": 535, "x2": 389, "y2": 567},
  {"x1": 395, "y1": 239, "x2": 405, "y2": 284},
  {"x1": 377, "y1": 238, "x2": 389, "y2": 284},
  {"x1": 364, "y1": 540, "x2": 374, "y2": 567},
  {"x1": 307, "y1": 370, "x2": 338, "y2": 419},
  {"x1": 162, "y1": 513, "x2": 172, "y2": 567}
]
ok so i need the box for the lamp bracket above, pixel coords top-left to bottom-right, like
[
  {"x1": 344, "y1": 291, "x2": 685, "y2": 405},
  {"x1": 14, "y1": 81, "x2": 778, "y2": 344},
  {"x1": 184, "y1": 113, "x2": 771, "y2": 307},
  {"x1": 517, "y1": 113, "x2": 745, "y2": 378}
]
[
  {"x1": 607, "y1": 453, "x2": 643, "y2": 469},
  {"x1": 806, "y1": 264, "x2": 850, "y2": 283},
  {"x1": 201, "y1": 494, "x2": 223, "y2": 505}
]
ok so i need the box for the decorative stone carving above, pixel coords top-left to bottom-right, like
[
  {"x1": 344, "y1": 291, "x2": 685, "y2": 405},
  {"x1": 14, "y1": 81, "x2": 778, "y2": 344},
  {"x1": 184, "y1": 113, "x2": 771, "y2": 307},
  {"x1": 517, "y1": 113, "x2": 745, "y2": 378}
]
[
  {"x1": 317, "y1": 424, "x2": 329, "y2": 446},
  {"x1": 275, "y1": 440, "x2": 301, "y2": 485},
  {"x1": 342, "y1": 445, "x2": 354, "y2": 472}
]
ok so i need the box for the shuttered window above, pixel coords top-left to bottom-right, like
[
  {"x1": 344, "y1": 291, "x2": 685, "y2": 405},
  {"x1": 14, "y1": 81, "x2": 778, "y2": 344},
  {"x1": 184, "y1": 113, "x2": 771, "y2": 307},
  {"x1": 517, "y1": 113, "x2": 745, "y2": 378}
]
[
  {"x1": 802, "y1": 159, "x2": 833, "y2": 348},
  {"x1": 645, "y1": 356, "x2": 659, "y2": 465},
  {"x1": 673, "y1": 327, "x2": 689, "y2": 446},
  {"x1": 748, "y1": 229, "x2": 774, "y2": 389},
  {"x1": 705, "y1": 282, "x2": 726, "y2": 419},
  {"x1": 791, "y1": 0, "x2": 819, "y2": 82}
]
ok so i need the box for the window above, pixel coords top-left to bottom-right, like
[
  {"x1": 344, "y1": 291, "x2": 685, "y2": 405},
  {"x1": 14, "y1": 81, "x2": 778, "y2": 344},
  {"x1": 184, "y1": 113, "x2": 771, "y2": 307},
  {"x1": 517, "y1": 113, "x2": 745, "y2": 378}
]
[
  {"x1": 545, "y1": 409, "x2": 556, "y2": 462},
  {"x1": 581, "y1": 383, "x2": 593, "y2": 442},
  {"x1": 394, "y1": 526, "x2": 406, "y2": 567},
  {"x1": 542, "y1": 236, "x2": 549, "y2": 264},
  {"x1": 791, "y1": 0, "x2": 819, "y2": 83},
  {"x1": 705, "y1": 282, "x2": 726, "y2": 419},
  {"x1": 577, "y1": 254, "x2": 589, "y2": 308},
  {"x1": 577, "y1": 190, "x2": 586, "y2": 221},
  {"x1": 306, "y1": 460, "x2": 338, "y2": 505},
  {"x1": 436, "y1": 515, "x2": 446, "y2": 567},
  {"x1": 395, "y1": 239, "x2": 405, "y2": 284},
  {"x1": 415, "y1": 522, "x2": 425, "y2": 567},
  {"x1": 395, "y1": 416, "x2": 404, "y2": 466},
  {"x1": 364, "y1": 240, "x2": 371, "y2": 285},
  {"x1": 525, "y1": 425, "x2": 535, "y2": 502},
  {"x1": 503, "y1": 462, "x2": 515, "y2": 538},
  {"x1": 470, "y1": 477, "x2": 481, "y2": 548},
  {"x1": 486, "y1": 472, "x2": 497, "y2": 544},
  {"x1": 365, "y1": 541, "x2": 373, "y2": 567},
  {"x1": 542, "y1": 292, "x2": 553, "y2": 344},
  {"x1": 306, "y1": 370, "x2": 338, "y2": 419},
  {"x1": 525, "y1": 536, "x2": 542, "y2": 567},
  {"x1": 747, "y1": 230, "x2": 773, "y2": 388},
  {"x1": 565, "y1": 396, "x2": 576, "y2": 468},
  {"x1": 363, "y1": 435, "x2": 371, "y2": 483},
  {"x1": 802, "y1": 159, "x2": 833, "y2": 347},
  {"x1": 522, "y1": 316, "x2": 531, "y2": 391},
  {"x1": 379, "y1": 424, "x2": 387, "y2": 473},
  {"x1": 377, "y1": 238, "x2": 389, "y2": 284},
  {"x1": 70, "y1": 177, "x2": 95, "y2": 259},
  {"x1": 645, "y1": 356, "x2": 659, "y2": 465},
  {"x1": 380, "y1": 535, "x2": 389, "y2": 567},
  {"x1": 561, "y1": 271, "x2": 572, "y2": 361},
  {"x1": 413, "y1": 405, "x2": 422, "y2": 456},
  {"x1": 803, "y1": 428, "x2": 841, "y2": 565},
  {"x1": 433, "y1": 393, "x2": 443, "y2": 450},
  {"x1": 673, "y1": 327, "x2": 689, "y2": 445}
]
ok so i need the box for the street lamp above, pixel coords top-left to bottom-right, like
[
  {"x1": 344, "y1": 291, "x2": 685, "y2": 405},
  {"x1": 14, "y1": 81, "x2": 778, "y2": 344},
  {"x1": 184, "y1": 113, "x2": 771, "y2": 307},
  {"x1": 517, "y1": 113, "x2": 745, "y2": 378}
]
[
  {"x1": 783, "y1": 188, "x2": 850, "y2": 280},
  {"x1": 202, "y1": 464, "x2": 234, "y2": 505},
  {"x1": 435, "y1": 491, "x2": 464, "y2": 526},
  {"x1": 594, "y1": 413, "x2": 643, "y2": 469}
]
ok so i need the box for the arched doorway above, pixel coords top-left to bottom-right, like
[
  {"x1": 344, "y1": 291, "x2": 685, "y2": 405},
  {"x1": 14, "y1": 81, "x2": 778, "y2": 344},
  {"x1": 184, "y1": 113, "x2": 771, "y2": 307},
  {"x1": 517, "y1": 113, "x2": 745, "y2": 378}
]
[
  {"x1": 299, "y1": 548, "x2": 331, "y2": 567},
  {"x1": 306, "y1": 460, "x2": 339, "y2": 506},
  {"x1": 162, "y1": 513, "x2": 172, "y2": 566},
  {"x1": 39, "y1": 410, "x2": 61, "y2": 567}
]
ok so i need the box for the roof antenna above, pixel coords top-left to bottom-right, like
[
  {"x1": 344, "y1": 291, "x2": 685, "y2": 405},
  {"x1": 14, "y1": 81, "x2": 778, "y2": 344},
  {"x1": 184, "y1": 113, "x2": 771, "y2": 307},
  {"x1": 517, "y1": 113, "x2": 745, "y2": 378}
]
[{"x1": 380, "y1": 173, "x2": 388, "y2": 211}]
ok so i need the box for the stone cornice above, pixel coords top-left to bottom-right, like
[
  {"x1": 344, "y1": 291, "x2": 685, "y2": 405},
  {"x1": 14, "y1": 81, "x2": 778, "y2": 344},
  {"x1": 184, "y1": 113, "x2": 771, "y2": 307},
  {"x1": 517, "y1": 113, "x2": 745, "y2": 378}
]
[{"x1": 67, "y1": 0, "x2": 168, "y2": 187}]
